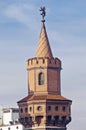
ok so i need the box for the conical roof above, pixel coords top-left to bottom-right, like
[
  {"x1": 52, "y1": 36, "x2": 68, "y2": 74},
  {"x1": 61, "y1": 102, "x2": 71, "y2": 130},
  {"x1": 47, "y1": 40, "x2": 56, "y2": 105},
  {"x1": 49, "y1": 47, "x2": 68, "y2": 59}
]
[{"x1": 35, "y1": 23, "x2": 53, "y2": 58}]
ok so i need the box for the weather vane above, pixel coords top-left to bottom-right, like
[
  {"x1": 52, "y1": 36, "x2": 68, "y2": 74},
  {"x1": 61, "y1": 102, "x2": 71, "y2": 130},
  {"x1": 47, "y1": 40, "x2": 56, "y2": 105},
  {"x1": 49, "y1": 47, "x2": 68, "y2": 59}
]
[{"x1": 40, "y1": 6, "x2": 46, "y2": 23}]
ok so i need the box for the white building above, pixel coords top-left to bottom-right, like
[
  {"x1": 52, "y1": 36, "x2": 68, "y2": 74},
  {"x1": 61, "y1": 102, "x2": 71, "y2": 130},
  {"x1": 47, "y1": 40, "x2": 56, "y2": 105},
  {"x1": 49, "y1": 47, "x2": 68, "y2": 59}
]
[
  {"x1": 0, "y1": 108, "x2": 25, "y2": 130},
  {"x1": 0, "y1": 124, "x2": 24, "y2": 130},
  {"x1": 2, "y1": 108, "x2": 19, "y2": 125}
]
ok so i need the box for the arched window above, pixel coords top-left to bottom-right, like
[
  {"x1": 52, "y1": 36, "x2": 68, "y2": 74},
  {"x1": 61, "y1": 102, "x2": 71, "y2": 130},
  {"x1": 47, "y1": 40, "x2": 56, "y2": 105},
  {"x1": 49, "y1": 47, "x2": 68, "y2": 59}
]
[{"x1": 38, "y1": 73, "x2": 44, "y2": 85}]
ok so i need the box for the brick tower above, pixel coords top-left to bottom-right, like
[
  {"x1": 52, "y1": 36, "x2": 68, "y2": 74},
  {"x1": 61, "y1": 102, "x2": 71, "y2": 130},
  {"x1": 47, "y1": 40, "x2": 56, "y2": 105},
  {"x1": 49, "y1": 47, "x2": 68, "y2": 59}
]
[{"x1": 17, "y1": 7, "x2": 72, "y2": 130}]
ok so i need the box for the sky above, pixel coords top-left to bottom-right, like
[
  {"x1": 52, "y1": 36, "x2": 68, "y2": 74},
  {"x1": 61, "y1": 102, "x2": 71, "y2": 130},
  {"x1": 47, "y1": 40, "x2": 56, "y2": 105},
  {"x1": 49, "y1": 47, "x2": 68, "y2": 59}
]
[{"x1": 0, "y1": 0, "x2": 86, "y2": 129}]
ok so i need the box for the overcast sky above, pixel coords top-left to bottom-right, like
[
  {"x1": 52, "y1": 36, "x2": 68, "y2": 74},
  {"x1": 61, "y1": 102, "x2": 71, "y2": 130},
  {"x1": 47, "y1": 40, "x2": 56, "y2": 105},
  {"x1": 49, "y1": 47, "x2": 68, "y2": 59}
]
[{"x1": 0, "y1": 0, "x2": 86, "y2": 130}]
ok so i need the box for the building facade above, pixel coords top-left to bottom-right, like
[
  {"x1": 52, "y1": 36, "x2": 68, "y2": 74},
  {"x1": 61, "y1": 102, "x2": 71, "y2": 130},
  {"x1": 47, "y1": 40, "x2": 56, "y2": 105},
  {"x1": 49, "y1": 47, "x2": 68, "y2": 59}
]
[
  {"x1": 2, "y1": 108, "x2": 19, "y2": 125},
  {"x1": 17, "y1": 7, "x2": 72, "y2": 130},
  {"x1": 0, "y1": 108, "x2": 25, "y2": 130},
  {"x1": 0, "y1": 124, "x2": 24, "y2": 130}
]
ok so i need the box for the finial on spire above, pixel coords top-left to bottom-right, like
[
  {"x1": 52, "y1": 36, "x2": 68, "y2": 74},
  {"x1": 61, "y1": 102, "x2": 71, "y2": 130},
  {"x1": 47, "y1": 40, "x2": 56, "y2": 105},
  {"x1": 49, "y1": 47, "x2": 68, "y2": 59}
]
[
  {"x1": 40, "y1": 6, "x2": 46, "y2": 23},
  {"x1": 36, "y1": 7, "x2": 53, "y2": 58}
]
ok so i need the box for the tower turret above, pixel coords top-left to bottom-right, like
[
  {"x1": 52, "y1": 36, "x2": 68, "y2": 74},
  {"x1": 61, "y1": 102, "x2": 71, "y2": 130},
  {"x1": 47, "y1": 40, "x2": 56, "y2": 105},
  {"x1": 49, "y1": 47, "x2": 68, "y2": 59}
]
[
  {"x1": 17, "y1": 7, "x2": 72, "y2": 130},
  {"x1": 26, "y1": 7, "x2": 61, "y2": 96}
]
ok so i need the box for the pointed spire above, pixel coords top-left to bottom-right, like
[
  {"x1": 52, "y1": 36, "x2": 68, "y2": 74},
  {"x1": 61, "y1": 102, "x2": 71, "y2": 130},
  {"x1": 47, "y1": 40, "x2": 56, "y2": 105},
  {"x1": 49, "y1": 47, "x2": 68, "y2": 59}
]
[{"x1": 35, "y1": 7, "x2": 53, "y2": 58}]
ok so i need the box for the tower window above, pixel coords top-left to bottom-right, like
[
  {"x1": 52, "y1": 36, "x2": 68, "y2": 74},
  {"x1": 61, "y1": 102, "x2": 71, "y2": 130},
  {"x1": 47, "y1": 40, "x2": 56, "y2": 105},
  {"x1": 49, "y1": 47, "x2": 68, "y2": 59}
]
[
  {"x1": 20, "y1": 118, "x2": 24, "y2": 123},
  {"x1": 37, "y1": 106, "x2": 42, "y2": 111},
  {"x1": 47, "y1": 106, "x2": 51, "y2": 111},
  {"x1": 43, "y1": 59, "x2": 45, "y2": 63},
  {"x1": 55, "y1": 106, "x2": 58, "y2": 111},
  {"x1": 20, "y1": 108, "x2": 23, "y2": 113},
  {"x1": 29, "y1": 107, "x2": 32, "y2": 112},
  {"x1": 25, "y1": 107, "x2": 28, "y2": 113},
  {"x1": 25, "y1": 117, "x2": 29, "y2": 123},
  {"x1": 38, "y1": 73, "x2": 44, "y2": 85},
  {"x1": 62, "y1": 106, "x2": 66, "y2": 112},
  {"x1": 54, "y1": 116, "x2": 59, "y2": 122},
  {"x1": 69, "y1": 106, "x2": 71, "y2": 113},
  {"x1": 47, "y1": 116, "x2": 51, "y2": 123}
]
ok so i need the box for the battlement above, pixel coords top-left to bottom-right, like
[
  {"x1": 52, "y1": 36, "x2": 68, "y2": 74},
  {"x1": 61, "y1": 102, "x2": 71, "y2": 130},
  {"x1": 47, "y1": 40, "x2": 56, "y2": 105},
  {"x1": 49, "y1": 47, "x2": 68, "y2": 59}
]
[{"x1": 26, "y1": 57, "x2": 61, "y2": 69}]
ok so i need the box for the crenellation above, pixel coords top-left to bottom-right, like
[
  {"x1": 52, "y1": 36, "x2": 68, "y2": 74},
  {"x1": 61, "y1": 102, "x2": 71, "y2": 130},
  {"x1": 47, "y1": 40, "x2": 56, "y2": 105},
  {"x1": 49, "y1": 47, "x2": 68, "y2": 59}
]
[{"x1": 27, "y1": 57, "x2": 61, "y2": 70}]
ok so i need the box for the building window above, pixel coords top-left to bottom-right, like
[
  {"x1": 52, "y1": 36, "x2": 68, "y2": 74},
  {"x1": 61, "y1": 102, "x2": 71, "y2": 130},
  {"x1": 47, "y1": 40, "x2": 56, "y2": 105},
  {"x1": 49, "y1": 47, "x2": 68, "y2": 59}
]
[
  {"x1": 36, "y1": 60, "x2": 38, "y2": 64},
  {"x1": 54, "y1": 116, "x2": 59, "y2": 122},
  {"x1": 37, "y1": 106, "x2": 42, "y2": 111},
  {"x1": 25, "y1": 107, "x2": 28, "y2": 113},
  {"x1": 62, "y1": 116, "x2": 66, "y2": 123},
  {"x1": 16, "y1": 126, "x2": 18, "y2": 129},
  {"x1": 47, "y1": 116, "x2": 51, "y2": 123},
  {"x1": 12, "y1": 109, "x2": 19, "y2": 113},
  {"x1": 69, "y1": 106, "x2": 71, "y2": 113},
  {"x1": 43, "y1": 59, "x2": 45, "y2": 63},
  {"x1": 47, "y1": 106, "x2": 51, "y2": 111},
  {"x1": 20, "y1": 118, "x2": 24, "y2": 123},
  {"x1": 55, "y1": 106, "x2": 58, "y2": 111},
  {"x1": 8, "y1": 128, "x2": 10, "y2": 130},
  {"x1": 62, "y1": 106, "x2": 66, "y2": 112},
  {"x1": 20, "y1": 108, "x2": 23, "y2": 113},
  {"x1": 25, "y1": 117, "x2": 28, "y2": 123},
  {"x1": 38, "y1": 73, "x2": 44, "y2": 85},
  {"x1": 29, "y1": 116, "x2": 32, "y2": 122},
  {"x1": 29, "y1": 107, "x2": 32, "y2": 112}
]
